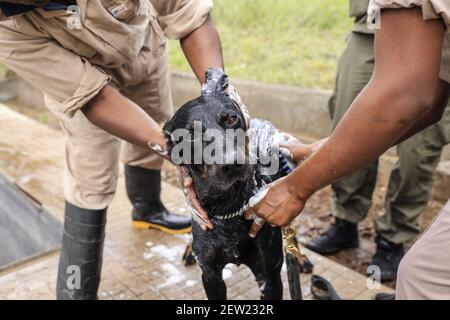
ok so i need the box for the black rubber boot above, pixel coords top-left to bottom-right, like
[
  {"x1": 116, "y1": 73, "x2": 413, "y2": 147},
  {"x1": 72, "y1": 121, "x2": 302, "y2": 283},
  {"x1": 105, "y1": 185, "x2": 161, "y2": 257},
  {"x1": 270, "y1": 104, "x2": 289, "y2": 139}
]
[
  {"x1": 369, "y1": 235, "x2": 404, "y2": 282},
  {"x1": 56, "y1": 201, "x2": 106, "y2": 300},
  {"x1": 125, "y1": 165, "x2": 192, "y2": 234},
  {"x1": 304, "y1": 218, "x2": 359, "y2": 255}
]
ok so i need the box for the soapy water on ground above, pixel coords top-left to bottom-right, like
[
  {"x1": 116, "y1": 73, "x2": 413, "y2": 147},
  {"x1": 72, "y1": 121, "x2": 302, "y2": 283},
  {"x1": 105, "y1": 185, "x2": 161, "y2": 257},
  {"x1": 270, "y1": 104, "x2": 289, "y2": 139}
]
[
  {"x1": 157, "y1": 263, "x2": 188, "y2": 289},
  {"x1": 143, "y1": 244, "x2": 186, "y2": 262},
  {"x1": 144, "y1": 239, "x2": 235, "y2": 290}
]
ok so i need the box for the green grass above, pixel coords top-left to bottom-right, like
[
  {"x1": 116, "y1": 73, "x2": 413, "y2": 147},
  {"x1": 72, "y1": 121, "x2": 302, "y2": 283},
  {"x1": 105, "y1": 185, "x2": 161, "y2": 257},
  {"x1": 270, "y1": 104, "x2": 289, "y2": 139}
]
[
  {"x1": 0, "y1": 1, "x2": 351, "y2": 88},
  {"x1": 169, "y1": 0, "x2": 352, "y2": 89}
]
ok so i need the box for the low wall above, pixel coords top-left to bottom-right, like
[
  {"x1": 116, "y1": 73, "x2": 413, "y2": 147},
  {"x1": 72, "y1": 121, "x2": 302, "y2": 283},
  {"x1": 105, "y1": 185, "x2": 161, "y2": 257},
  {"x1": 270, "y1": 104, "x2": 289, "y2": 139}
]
[
  {"x1": 9, "y1": 72, "x2": 450, "y2": 202},
  {"x1": 171, "y1": 72, "x2": 332, "y2": 139}
]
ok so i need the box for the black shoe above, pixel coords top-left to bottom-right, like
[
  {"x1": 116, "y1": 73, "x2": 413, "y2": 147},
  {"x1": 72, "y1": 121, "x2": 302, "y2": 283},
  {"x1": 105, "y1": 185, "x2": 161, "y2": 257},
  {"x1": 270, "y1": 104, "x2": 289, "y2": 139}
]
[
  {"x1": 125, "y1": 165, "x2": 192, "y2": 235},
  {"x1": 368, "y1": 235, "x2": 404, "y2": 282},
  {"x1": 374, "y1": 293, "x2": 395, "y2": 300},
  {"x1": 56, "y1": 201, "x2": 106, "y2": 300},
  {"x1": 304, "y1": 218, "x2": 359, "y2": 255}
]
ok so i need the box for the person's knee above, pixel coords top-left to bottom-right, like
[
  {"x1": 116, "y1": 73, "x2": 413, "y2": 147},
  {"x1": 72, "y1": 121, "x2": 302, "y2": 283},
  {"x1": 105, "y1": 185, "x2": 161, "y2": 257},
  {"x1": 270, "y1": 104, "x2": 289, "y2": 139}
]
[{"x1": 64, "y1": 165, "x2": 119, "y2": 210}]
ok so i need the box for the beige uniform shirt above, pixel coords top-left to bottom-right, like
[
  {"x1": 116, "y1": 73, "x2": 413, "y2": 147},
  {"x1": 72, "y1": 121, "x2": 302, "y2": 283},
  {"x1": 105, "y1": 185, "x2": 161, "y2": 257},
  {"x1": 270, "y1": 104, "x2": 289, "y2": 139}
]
[
  {"x1": 0, "y1": 0, "x2": 213, "y2": 118},
  {"x1": 369, "y1": 0, "x2": 450, "y2": 83}
]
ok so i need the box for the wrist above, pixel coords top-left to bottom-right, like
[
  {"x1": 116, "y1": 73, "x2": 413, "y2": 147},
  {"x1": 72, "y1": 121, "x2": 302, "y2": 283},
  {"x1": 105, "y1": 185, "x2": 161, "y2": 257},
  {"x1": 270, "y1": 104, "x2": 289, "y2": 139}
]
[
  {"x1": 285, "y1": 168, "x2": 313, "y2": 203},
  {"x1": 311, "y1": 138, "x2": 328, "y2": 153}
]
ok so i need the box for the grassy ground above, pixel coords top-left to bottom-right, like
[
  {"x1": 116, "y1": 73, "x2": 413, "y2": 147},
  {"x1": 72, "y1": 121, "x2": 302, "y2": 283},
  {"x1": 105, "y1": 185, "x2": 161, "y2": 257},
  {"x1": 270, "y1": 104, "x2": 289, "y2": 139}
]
[{"x1": 169, "y1": 0, "x2": 353, "y2": 89}]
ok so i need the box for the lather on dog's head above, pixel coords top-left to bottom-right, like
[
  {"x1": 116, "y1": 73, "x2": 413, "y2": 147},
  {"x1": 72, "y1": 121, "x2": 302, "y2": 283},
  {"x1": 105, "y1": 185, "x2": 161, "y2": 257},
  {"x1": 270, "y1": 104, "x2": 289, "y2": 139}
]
[{"x1": 163, "y1": 69, "x2": 255, "y2": 208}]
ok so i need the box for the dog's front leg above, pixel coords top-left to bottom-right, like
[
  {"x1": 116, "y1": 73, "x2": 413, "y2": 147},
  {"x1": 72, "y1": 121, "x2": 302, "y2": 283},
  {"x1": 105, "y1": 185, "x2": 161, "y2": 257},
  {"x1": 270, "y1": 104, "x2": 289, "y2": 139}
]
[
  {"x1": 201, "y1": 266, "x2": 227, "y2": 300},
  {"x1": 255, "y1": 273, "x2": 283, "y2": 300}
]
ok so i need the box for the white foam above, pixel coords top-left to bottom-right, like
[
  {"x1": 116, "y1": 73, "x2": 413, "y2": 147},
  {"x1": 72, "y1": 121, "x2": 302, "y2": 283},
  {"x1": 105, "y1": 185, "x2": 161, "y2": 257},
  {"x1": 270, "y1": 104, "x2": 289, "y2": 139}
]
[
  {"x1": 184, "y1": 280, "x2": 198, "y2": 287},
  {"x1": 157, "y1": 263, "x2": 187, "y2": 289},
  {"x1": 143, "y1": 244, "x2": 185, "y2": 262}
]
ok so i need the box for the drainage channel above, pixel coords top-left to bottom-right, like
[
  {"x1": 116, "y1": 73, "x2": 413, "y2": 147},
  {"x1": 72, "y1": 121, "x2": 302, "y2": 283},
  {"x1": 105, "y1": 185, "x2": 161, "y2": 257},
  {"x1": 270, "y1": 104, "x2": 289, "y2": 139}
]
[{"x1": 0, "y1": 172, "x2": 61, "y2": 271}]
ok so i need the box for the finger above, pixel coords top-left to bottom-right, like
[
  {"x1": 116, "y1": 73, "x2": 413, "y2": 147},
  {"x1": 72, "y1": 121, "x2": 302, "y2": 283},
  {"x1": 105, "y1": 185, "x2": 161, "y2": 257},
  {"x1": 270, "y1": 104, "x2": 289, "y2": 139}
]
[
  {"x1": 248, "y1": 187, "x2": 270, "y2": 208},
  {"x1": 186, "y1": 185, "x2": 213, "y2": 229},
  {"x1": 249, "y1": 219, "x2": 264, "y2": 238},
  {"x1": 279, "y1": 147, "x2": 293, "y2": 161},
  {"x1": 185, "y1": 184, "x2": 208, "y2": 220},
  {"x1": 187, "y1": 205, "x2": 209, "y2": 231},
  {"x1": 190, "y1": 194, "x2": 213, "y2": 229},
  {"x1": 244, "y1": 207, "x2": 256, "y2": 220},
  {"x1": 178, "y1": 167, "x2": 213, "y2": 229},
  {"x1": 282, "y1": 132, "x2": 291, "y2": 139},
  {"x1": 148, "y1": 142, "x2": 170, "y2": 160},
  {"x1": 178, "y1": 166, "x2": 190, "y2": 182}
]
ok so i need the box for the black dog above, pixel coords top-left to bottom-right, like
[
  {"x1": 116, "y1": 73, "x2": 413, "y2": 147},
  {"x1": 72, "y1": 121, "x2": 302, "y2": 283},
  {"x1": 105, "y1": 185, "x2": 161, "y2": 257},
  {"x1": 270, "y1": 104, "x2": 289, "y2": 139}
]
[{"x1": 164, "y1": 70, "x2": 289, "y2": 300}]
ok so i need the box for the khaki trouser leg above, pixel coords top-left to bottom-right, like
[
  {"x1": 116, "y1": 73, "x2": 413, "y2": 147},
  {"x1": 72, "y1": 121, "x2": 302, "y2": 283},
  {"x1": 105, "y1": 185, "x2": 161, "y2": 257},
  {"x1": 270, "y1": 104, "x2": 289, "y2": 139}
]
[
  {"x1": 120, "y1": 44, "x2": 173, "y2": 170},
  {"x1": 329, "y1": 32, "x2": 376, "y2": 223},
  {"x1": 377, "y1": 107, "x2": 450, "y2": 244},
  {"x1": 396, "y1": 200, "x2": 450, "y2": 299},
  {"x1": 56, "y1": 106, "x2": 121, "y2": 210}
]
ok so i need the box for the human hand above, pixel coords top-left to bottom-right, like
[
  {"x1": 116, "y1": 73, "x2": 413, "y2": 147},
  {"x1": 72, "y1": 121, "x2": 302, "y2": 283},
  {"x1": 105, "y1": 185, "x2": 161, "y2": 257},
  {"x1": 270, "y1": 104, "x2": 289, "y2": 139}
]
[
  {"x1": 202, "y1": 68, "x2": 250, "y2": 129},
  {"x1": 280, "y1": 134, "x2": 327, "y2": 165},
  {"x1": 244, "y1": 175, "x2": 306, "y2": 238},
  {"x1": 148, "y1": 135, "x2": 213, "y2": 230},
  {"x1": 177, "y1": 166, "x2": 213, "y2": 231}
]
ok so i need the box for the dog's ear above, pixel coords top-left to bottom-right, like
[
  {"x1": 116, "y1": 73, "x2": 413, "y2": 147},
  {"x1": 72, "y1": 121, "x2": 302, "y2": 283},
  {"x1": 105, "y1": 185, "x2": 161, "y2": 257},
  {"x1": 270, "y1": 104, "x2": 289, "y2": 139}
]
[{"x1": 201, "y1": 68, "x2": 229, "y2": 96}]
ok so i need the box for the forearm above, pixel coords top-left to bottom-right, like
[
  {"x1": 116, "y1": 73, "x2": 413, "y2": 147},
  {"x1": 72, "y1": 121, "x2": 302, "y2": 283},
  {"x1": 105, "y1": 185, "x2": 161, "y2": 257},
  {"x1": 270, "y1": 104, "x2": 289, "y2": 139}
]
[
  {"x1": 290, "y1": 86, "x2": 433, "y2": 199},
  {"x1": 288, "y1": 8, "x2": 448, "y2": 201},
  {"x1": 82, "y1": 85, "x2": 166, "y2": 148},
  {"x1": 180, "y1": 15, "x2": 224, "y2": 84}
]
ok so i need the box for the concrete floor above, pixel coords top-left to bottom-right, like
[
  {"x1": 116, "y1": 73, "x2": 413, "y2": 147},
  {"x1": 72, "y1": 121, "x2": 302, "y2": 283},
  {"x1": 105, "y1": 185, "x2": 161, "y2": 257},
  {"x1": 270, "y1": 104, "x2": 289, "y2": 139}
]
[{"x1": 0, "y1": 104, "x2": 393, "y2": 300}]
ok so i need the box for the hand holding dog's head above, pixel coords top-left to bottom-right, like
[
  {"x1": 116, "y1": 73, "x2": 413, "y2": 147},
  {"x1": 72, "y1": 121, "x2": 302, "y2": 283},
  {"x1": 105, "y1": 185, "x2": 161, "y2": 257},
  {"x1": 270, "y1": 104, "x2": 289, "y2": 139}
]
[
  {"x1": 163, "y1": 69, "x2": 253, "y2": 193},
  {"x1": 202, "y1": 68, "x2": 250, "y2": 129},
  {"x1": 201, "y1": 68, "x2": 230, "y2": 96}
]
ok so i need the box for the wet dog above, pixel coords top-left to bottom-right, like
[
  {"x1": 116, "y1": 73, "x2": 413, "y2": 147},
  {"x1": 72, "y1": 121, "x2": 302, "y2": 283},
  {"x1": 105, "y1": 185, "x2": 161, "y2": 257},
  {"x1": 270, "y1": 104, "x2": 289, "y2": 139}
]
[{"x1": 163, "y1": 70, "x2": 287, "y2": 300}]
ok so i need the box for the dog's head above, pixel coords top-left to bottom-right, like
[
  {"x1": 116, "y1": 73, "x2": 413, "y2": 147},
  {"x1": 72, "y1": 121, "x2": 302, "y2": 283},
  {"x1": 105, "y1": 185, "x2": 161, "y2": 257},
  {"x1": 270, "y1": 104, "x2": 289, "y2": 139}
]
[{"x1": 163, "y1": 69, "x2": 254, "y2": 194}]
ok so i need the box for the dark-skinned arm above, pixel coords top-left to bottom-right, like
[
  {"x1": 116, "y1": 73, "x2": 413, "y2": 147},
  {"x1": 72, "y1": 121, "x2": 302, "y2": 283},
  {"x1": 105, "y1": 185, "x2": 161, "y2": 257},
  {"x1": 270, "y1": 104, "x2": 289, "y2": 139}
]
[
  {"x1": 180, "y1": 15, "x2": 224, "y2": 84},
  {"x1": 82, "y1": 15, "x2": 224, "y2": 148},
  {"x1": 82, "y1": 85, "x2": 167, "y2": 150},
  {"x1": 246, "y1": 8, "x2": 450, "y2": 234}
]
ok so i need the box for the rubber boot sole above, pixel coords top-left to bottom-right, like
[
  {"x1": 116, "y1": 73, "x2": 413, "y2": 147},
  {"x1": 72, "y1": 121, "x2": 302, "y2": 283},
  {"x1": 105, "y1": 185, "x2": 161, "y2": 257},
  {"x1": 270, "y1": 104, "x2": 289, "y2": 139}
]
[{"x1": 132, "y1": 220, "x2": 192, "y2": 235}]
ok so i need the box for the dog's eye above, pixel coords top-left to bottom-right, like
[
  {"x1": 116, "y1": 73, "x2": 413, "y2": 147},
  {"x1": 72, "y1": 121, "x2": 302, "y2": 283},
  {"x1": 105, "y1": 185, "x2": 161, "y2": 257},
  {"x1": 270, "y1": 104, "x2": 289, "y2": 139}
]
[{"x1": 227, "y1": 115, "x2": 238, "y2": 126}]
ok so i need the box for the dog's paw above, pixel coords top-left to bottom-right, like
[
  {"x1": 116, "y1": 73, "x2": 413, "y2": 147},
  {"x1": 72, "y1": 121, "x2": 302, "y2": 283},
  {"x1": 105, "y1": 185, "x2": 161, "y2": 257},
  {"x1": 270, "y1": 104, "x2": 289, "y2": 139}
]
[{"x1": 182, "y1": 243, "x2": 197, "y2": 267}]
